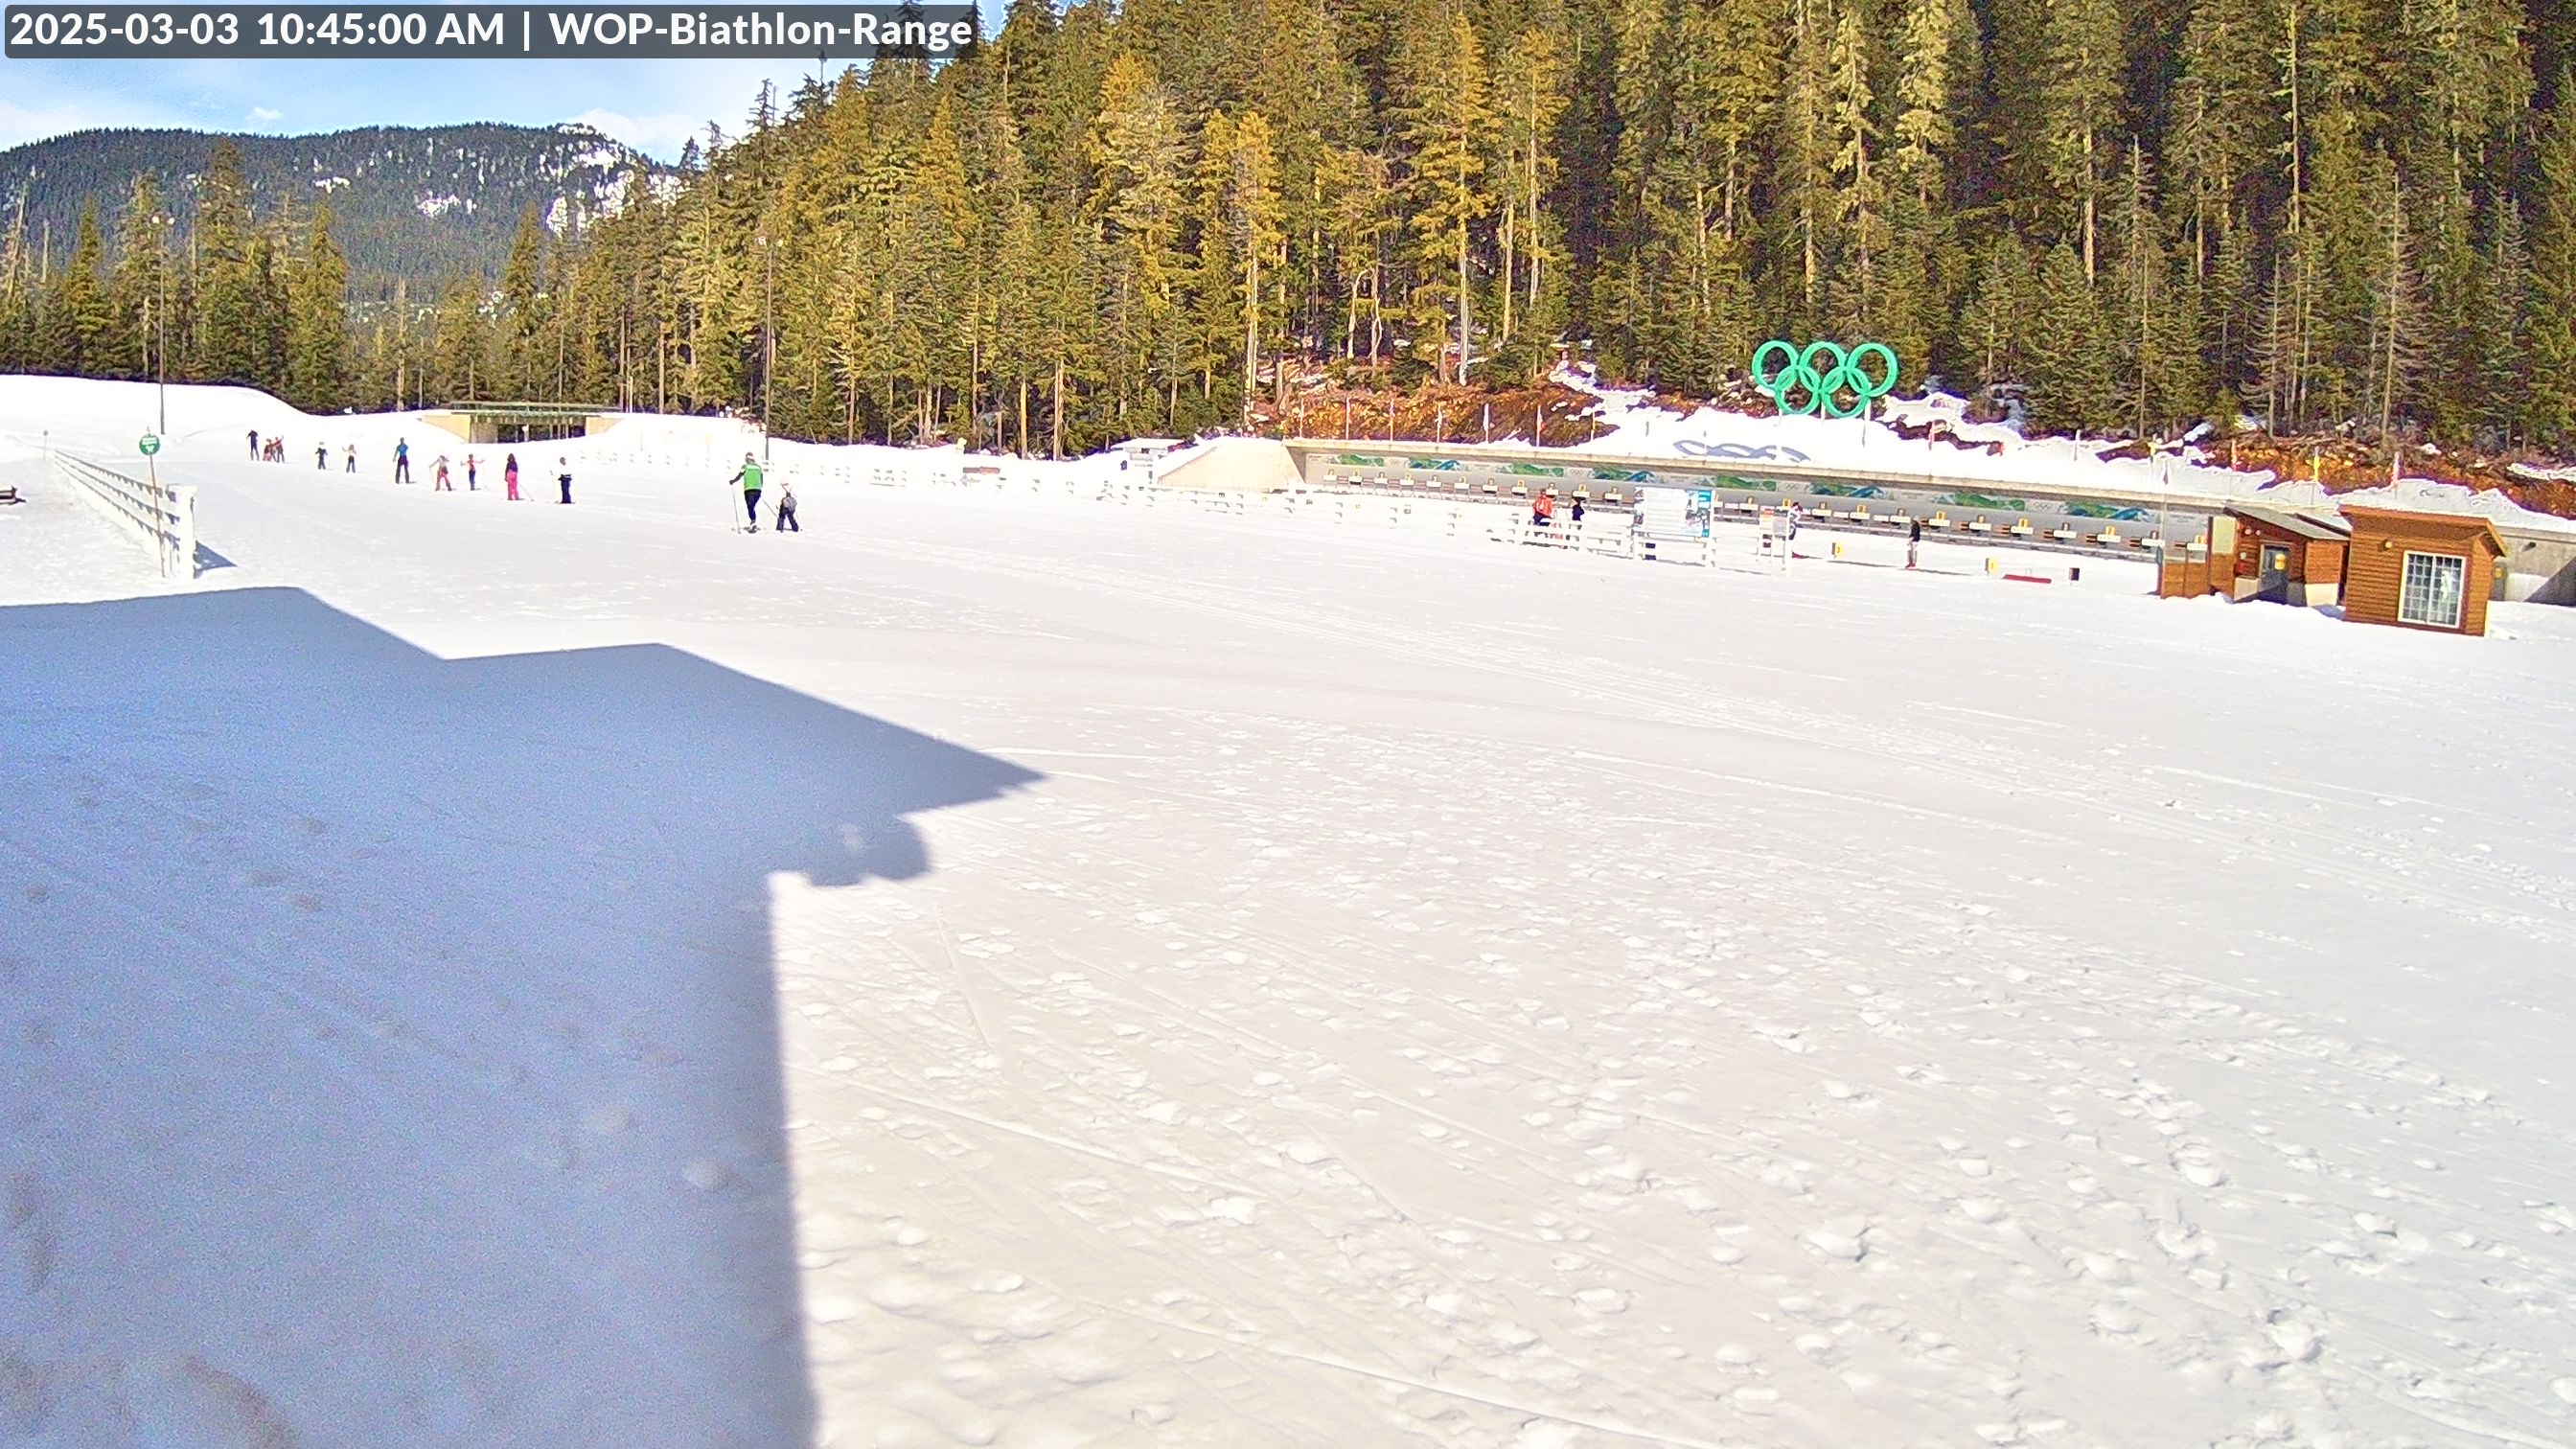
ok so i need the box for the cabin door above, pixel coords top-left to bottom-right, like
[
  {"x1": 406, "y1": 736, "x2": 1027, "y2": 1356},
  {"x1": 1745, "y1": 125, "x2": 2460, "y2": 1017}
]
[{"x1": 2257, "y1": 543, "x2": 2292, "y2": 600}]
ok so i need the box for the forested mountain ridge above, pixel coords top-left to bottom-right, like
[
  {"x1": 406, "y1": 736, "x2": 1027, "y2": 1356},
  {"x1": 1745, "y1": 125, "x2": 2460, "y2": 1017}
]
[
  {"x1": 6, "y1": 0, "x2": 2576, "y2": 473},
  {"x1": 0, "y1": 123, "x2": 663, "y2": 289}
]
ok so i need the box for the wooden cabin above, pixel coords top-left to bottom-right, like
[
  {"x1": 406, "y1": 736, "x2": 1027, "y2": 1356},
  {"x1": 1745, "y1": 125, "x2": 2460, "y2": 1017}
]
[
  {"x1": 2338, "y1": 507, "x2": 2507, "y2": 636},
  {"x1": 2157, "y1": 504, "x2": 2351, "y2": 606}
]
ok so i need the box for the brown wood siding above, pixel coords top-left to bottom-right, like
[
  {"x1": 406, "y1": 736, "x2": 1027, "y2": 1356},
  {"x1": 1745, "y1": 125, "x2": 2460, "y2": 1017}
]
[
  {"x1": 2300, "y1": 540, "x2": 2346, "y2": 586},
  {"x1": 2342, "y1": 518, "x2": 2502, "y2": 635},
  {"x1": 2159, "y1": 551, "x2": 2218, "y2": 598},
  {"x1": 2344, "y1": 542, "x2": 2408, "y2": 626}
]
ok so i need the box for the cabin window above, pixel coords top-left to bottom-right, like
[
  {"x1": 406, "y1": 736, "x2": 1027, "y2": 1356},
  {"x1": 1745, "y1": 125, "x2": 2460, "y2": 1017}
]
[{"x1": 2399, "y1": 551, "x2": 2466, "y2": 629}]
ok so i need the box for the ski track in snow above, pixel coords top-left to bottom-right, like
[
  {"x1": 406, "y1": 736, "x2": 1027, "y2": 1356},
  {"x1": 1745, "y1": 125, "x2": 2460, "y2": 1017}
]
[{"x1": 3, "y1": 382, "x2": 2575, "y2": 1447}]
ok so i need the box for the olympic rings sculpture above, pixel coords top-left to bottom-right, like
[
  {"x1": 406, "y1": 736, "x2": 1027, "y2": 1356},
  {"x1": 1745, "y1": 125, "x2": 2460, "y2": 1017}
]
[{"x1": 1750, "y1": 339, "x2": 1900, "y2": 418}]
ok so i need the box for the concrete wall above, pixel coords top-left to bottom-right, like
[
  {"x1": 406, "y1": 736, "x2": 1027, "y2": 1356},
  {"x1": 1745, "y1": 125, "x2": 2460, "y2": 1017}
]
[
  {"x1": 2503, "y1": 534, "x2": 2576, "y2": 604},
  {"x1": 417, "y1": 411, "x2": 477, "y2": 444},
  {"x1": 1159, "y1": 437, "x2": 1299, "y2": 493}
]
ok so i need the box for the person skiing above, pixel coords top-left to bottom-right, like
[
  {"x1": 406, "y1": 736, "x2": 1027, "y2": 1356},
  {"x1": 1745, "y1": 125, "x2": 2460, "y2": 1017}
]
[
  {"x1": 465, "y1": 454, "x2": 479, "y2": 491},
  {"x1": 1906, "y1": 516, "x2": 1923, "y2": 570},
  {"x1": 248, "y1": 429, "x2": 260, "y2": 458},
  {"x1": 556, "y1": 458, "x2": 572, "y2": 505},
  {"x1": 393, "y1": 438, "x2": 411, "y2": 485},
  {"x1": 729, "y1": 452, "x2": 765, "y2": 531},
  {"x1": 1531, "y1": 490, "x2": 1555, "y2": 528},
  {"x1": 504, "y1": 453, "x2": 520, "y2": 501},
  {"x1": 344, "y1": 444, "x2": 357, "y2": 474},
  {"x1": 314, "y1": 442, "x2": 327, "y2": 470},
  {"x1": 772, "y1": 478, "x2": 799, "y2": 533},
  {"x1": 1570, "y1": 495, "x2": 1586, "y2": 527},
  {"x1": 432, "y1": 455, "x2": 452, "y2": 492}
]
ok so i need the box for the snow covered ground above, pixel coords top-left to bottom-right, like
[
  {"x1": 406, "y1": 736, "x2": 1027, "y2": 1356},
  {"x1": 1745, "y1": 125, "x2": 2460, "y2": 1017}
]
[{"x1": 6, "y1": 381, "x2": 2576, "y2": 1448}]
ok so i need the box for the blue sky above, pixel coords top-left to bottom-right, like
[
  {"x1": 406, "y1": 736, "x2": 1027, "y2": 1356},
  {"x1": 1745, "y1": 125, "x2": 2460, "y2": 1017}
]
[{"x1": 0, "y1": 4, "x2": 1000, "y2": 158}]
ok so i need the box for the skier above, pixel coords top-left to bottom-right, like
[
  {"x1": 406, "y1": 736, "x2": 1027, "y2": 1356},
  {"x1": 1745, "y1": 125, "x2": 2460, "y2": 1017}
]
[
  {"x1": 729, "y1": 452, "x2": 764, "y2": 531},
  {"x1": 465, "y1": 454, "x2": 478, "y2": 491},
  {"x1": 1531, "y1": 490, "x2": 1555, "y2": 528},
  {"x1": 1786, "y1": 500, "x2": 1803, "y2": 545},
  {"x1": 314, "y1": 442, "x2": 327, "y2": 470},
  {"x1": 1906, "y1": 516, "x2": 1923, "y2": 570},
  {"x1": 433, "y1": 455, "x2": 452, "y2": 492},
  {"x1": 344, "y1": 444, "x2": 357, "y2": 474},
  {"x1": 393, "y1": 438, "x2": 412, "y2": 485},
  {"x1": 556, "y1": 459, "x2": 573, "y2": 504},
  {"x1": 1570, "y1": 495, "x2": 1586, "y2": 527},
  {"x1": 504, "y1": 453, "x2": 520, "y2": 500},
  {"x1": 773, "y1": 477, "x2": 799, "y2": 533},
  {"x1": 248, "y1": 429, "x2": 260, "y2": 459}
]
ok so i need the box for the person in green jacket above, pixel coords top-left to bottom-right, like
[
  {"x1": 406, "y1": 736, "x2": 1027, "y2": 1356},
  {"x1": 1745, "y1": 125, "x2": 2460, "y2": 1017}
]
[{"x1": 729, "y1": 452, "x2": 765, "y2": 531}]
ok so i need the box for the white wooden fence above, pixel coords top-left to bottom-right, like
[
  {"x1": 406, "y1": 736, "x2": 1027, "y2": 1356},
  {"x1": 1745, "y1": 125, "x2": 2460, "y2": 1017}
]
[{"x1": 51, "y1": 448, "x2": 197, "y2": 580}]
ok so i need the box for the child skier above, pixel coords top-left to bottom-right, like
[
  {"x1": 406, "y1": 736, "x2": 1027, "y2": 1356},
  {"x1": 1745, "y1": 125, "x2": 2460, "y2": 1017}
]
[
  {"x1": 556, "y1": 459, "x2": 573, "y2": 504},
  {"x1": 729, "y1": 452, "x2": 765, "y2": 531},
  {"x1": 344, "y1": 444, "x2": 357, "y2": 473},
  {"x1": 773, "y1": 478, "x2": 799, "y2": 533},
  {"x1": 393, "y1": 439, "x2": 411, "y2": 484},
  {"x1": 465, "y1": 454, "x2": 478, "y2": 491},
  {"x1": 314, "y1": 442, "x2": 327, "y2": 470},
  {"x1": 433, "y1": 455, "x2": 452, "y2": 492},
  {"x1": 504, "y1": 453, "x2": 520, "y2": 500}
]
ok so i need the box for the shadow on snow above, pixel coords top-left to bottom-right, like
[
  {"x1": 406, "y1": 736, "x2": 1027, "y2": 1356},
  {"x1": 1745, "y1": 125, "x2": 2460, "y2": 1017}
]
[{"x1": 0, "y1": 586, "x2": 1043, "y2": 1445}]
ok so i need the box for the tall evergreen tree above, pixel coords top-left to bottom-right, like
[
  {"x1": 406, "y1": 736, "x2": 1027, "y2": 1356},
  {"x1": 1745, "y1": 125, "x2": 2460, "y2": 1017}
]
[
  {"x1": 38, "y1": 200, "x2": 112, "y2": 376},
  {"x1": 287, "y1": 202, "x2": 352, "y2": 410},
  {"x1": 106, "y1": 173, "x2": 173, "y2": 382},
  {"x1": 2038, "y1": 0, "x2": 2127, "y2": 280},
  {"x1": 2025, "y1": 241, "x2": 2117, "y2": 432},
  {"x1": 1393, "y1": 9, "x2": 1496, "y2": 382},
  {"x1": 2529, "y1": 77, "x2": 2576, "y2": 448},
  {"x1": 193, "y1": 140, "x2": 266, "y2": 385},
  {"x1": 2472, "y1": 198, "x2": 2531, "y2": 446}
]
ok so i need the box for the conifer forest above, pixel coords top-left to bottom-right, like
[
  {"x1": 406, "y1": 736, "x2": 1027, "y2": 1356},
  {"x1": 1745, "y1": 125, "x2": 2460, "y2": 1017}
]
[{"x1": 5, "y1": 0, "x2": 2576, "y2": 463}]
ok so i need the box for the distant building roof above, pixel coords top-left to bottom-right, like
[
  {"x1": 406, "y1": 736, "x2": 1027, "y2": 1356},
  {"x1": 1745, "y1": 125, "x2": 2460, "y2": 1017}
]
[{"x1": 2228, "y1": 503, "x2": 2352, "y2": 542}]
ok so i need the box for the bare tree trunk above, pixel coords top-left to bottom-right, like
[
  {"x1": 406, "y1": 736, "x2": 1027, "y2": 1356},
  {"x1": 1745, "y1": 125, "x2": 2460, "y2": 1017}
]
[{"x1": 1455, "y1": 223, "x2": 1472, "y2": 384}]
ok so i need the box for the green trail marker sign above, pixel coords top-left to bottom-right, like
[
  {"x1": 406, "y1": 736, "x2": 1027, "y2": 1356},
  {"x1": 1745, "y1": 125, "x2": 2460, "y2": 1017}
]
[{"x1": 138, "y1": 432, "x2": 161, "y2": 457}]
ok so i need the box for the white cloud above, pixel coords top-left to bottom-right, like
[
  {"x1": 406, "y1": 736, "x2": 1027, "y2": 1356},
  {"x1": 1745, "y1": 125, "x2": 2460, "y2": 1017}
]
[
  {"x1": 249, "y1": 106, "x2": 283, "y2": 123},
  {"x1": 568, "y1": 106, "x2": 704, "y2": 160}
]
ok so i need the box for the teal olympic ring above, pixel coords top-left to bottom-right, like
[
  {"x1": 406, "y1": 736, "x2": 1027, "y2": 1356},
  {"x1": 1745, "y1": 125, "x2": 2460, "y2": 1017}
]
[{"x1": 1750, "y1": 339, "x2": 1900, "y2": 419}]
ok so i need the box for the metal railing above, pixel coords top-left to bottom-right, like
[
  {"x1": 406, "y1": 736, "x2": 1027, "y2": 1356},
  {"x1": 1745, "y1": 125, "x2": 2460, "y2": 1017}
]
[{"x1": 51, "y1": 447, "x2": 197, "y2": 580}]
